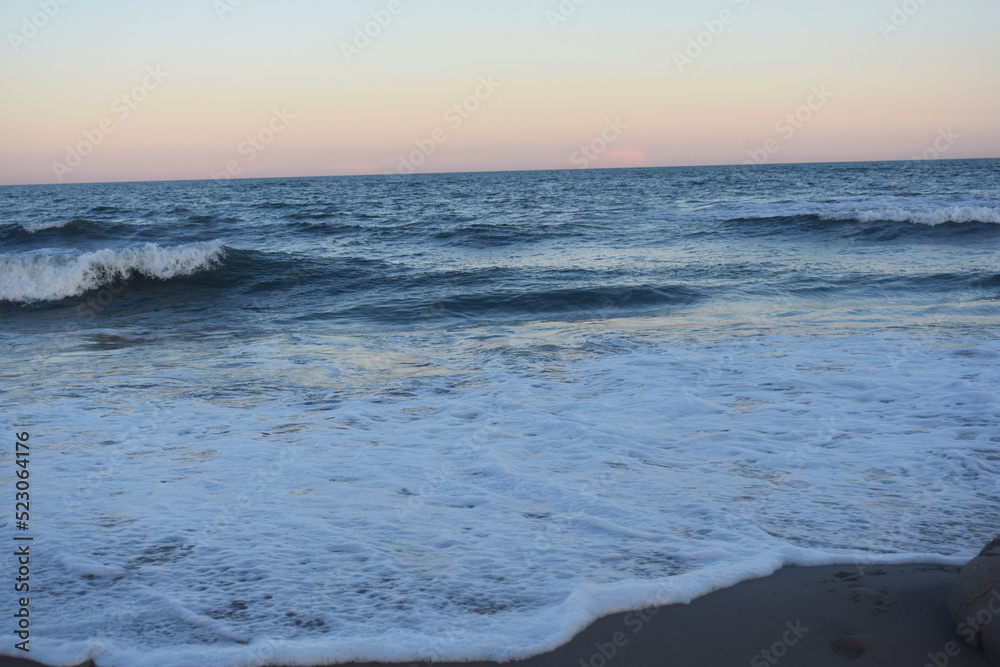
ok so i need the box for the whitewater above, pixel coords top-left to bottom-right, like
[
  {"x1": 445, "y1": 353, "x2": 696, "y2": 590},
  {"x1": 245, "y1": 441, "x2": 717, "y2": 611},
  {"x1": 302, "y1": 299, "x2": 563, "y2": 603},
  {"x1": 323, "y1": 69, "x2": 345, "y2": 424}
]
[{"x1": 1, "y1": 160, "x2": 999, "y2": 666}]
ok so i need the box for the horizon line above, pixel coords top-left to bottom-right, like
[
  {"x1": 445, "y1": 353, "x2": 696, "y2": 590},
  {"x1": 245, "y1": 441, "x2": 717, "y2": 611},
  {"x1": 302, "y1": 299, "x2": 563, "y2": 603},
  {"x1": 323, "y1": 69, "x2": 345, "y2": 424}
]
[{"x1": 3, "y1": 155, "x2": 997, "y2": 188}]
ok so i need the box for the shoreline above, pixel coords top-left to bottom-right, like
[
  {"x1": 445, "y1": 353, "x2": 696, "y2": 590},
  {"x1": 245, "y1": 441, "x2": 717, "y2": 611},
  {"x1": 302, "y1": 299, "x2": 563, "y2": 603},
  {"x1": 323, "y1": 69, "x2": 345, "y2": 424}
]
[{"x1": 2, "y1": 563, "x2": 994, "y2": 667}]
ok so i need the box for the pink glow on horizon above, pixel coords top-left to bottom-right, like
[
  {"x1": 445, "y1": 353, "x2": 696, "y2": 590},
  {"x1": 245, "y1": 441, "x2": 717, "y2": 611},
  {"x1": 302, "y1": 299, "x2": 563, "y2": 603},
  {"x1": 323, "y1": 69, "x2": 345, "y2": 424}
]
[{"x1": 0, "y1": 0, "x2": 997, "y2": 185}]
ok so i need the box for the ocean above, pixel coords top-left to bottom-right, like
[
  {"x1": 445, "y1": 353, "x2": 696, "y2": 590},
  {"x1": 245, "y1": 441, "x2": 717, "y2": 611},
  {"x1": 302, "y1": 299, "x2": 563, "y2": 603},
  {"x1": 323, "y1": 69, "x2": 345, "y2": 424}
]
[{"x1": 2, "y1": 160, "x2": 999, "y2": 666}]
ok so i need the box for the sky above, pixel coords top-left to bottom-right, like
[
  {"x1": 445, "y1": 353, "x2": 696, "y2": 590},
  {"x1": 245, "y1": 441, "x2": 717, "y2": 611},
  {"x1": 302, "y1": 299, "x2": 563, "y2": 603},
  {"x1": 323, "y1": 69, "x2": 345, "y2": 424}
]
[{"x1": 0, "y1": 0, "x2": 998, "y2": 185}]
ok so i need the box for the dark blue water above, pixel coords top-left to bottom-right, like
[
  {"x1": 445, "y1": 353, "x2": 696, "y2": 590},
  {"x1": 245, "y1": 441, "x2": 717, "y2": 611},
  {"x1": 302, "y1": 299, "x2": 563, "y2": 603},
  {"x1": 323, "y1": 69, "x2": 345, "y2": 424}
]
[{"x1": 3, "y1": 160, "x2": 998, "y2": 337}]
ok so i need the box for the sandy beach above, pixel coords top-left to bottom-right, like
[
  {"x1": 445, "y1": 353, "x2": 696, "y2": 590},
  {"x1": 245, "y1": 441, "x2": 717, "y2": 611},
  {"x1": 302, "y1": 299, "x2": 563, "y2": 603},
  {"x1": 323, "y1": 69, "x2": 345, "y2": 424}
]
[{"x1": 2, "y1": 563, "x2": 994, "y2": 667}]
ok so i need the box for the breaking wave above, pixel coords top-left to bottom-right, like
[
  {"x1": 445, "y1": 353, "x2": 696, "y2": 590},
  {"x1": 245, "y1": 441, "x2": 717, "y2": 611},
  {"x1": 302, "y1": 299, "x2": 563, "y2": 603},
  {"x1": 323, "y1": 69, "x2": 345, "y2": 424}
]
[
  {"x1": 820, "y1": 206, "x2": 1000, "y2": 226},
  {"x1": 0, "y1": 240, "x2": 226, "y2": 303}
]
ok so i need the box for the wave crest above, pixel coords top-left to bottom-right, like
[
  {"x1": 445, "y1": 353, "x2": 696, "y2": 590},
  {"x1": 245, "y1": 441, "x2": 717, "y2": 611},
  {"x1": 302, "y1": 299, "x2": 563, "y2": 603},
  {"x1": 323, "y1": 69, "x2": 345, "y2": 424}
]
[
  {"x1": 0, "y1": 241, "x2": 226, "y2": 303},
  {"x1": 21, "y1": 219, "x2": 81, "y2": 233},
  {"x1": 820, "y1": 206, "x2": 1000, "y2": 226}
]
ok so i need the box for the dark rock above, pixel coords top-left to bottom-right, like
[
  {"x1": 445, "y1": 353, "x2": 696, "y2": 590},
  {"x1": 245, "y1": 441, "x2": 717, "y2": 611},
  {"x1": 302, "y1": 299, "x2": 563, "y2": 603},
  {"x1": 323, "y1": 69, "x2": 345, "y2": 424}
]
[
  {"x1": 948, "y1": 536, "x2": 1000, "y2": 660},
  {"x1": 980, "y1": 536, "x2": 1000, "y2": 557}
]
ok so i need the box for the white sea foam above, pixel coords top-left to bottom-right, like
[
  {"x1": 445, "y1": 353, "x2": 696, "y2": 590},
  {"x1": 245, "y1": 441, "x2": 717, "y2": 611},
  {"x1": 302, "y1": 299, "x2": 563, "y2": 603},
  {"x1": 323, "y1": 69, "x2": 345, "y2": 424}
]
[
  {"x1": 21, "y1": 219, "x2": 78, "y2": 232},
  {"x1": 0, "y1": 241, "x2": 225, "y2": 303},
  {"x1": 5, "y1": 329, "x2": 997, "y2": 667},
  {"x1": 820, "y1": 206, "x2": 1000, "y2": 225},
  {"x1": 55, "y1": 555, "x2": 126, "y2": 579}
]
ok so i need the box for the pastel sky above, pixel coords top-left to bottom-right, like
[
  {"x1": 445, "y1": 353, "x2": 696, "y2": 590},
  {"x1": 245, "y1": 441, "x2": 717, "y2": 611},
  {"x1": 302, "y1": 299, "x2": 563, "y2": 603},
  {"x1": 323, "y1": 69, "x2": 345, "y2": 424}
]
[{"x1": 1, "y1": 0, "x2": 998, "y2": 185}]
